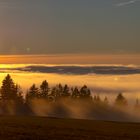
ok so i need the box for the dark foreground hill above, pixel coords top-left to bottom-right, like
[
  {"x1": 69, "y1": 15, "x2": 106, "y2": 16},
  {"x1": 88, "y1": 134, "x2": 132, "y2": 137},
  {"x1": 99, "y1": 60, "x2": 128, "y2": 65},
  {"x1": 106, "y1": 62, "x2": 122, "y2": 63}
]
[{"x1": 0, "y1": 116, "x2": 140, "y2": 140}]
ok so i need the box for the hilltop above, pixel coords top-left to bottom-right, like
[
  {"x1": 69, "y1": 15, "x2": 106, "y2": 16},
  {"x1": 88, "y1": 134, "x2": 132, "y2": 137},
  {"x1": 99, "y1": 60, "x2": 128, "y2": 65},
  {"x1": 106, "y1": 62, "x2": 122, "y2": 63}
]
[{"x1": 0, "y1": 116, "x2": 140, "y2": 140}]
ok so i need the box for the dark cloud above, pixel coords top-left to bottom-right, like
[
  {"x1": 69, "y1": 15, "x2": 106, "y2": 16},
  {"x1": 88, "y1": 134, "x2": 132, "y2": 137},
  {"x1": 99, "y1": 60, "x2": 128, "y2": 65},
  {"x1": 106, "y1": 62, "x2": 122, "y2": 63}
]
[{"x1": 2, "y1": 65, "x2": 140, "y2": 75}]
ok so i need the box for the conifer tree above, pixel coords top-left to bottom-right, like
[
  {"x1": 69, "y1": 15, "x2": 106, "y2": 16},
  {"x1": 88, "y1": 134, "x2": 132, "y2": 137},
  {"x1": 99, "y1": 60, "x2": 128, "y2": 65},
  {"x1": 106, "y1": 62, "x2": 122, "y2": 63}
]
[
  {"x1": 1, "y1": 74, "x2": 19, "y2": 100},
  {"x1": 80, "y1": 85, "x2": 91, "y2": 99},
  {"x1": 115, "y1": 93, "x2": 127, "y2": 106},
  {"x1": 40, "y1": 80, "x2": 49, "y2": 98},
  {"x1": 71, "y1": 87, "x2": 80, "y2": 99},
  {"x1": 62, "y1": 84, "x2": 70, "y2": 97},
  {"x1": 26, "y1": 84, "x2": 39, "y2": 101}
]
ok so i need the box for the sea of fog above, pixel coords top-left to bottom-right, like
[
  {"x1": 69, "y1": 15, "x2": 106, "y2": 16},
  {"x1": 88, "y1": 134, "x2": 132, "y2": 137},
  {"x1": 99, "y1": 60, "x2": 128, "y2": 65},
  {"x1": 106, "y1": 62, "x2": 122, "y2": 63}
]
[{"x1": 0, "y1": 64, "x2": 140, "y2": 104}]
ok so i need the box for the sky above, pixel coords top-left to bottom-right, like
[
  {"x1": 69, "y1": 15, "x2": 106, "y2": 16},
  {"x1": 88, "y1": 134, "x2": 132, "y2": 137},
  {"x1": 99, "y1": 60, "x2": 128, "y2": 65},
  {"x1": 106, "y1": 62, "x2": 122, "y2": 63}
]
[
  {"x1": 0, "y1": 0, "x2": 140, "y2": 55},
  {"x1": 0, "y1": 54, "x2": 140, "y2": 64}
]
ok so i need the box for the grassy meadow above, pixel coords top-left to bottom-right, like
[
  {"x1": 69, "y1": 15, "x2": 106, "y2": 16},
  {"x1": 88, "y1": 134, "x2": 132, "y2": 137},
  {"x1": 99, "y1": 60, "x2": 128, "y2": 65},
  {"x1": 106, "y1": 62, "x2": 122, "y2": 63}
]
[{"x1": 0, "y1": 116, "x2": 139, "y2": 140}]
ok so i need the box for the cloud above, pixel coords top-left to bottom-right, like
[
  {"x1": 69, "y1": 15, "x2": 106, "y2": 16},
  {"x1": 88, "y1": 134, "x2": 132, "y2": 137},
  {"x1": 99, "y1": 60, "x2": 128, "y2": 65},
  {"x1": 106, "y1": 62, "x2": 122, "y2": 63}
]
[
  {"x1": 2, "y1": 65, "x2": 140, "y2": 75},
  {"x1": 115, "y1": 0, "x2": 140, "y2": 7}
]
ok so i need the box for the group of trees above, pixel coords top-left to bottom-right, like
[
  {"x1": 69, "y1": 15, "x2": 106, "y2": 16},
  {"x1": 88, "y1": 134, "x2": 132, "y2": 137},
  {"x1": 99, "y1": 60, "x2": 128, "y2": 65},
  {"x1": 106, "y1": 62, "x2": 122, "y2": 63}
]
[
  {"x1": 26, "y1": 81, "x2": 92, "y2": 102},
  {"x1": 0, "y1": 75, "x2": 92, "y2": 103},
  {"x1": 0, "y1": 74, "x2": 139, "y2": 115}
]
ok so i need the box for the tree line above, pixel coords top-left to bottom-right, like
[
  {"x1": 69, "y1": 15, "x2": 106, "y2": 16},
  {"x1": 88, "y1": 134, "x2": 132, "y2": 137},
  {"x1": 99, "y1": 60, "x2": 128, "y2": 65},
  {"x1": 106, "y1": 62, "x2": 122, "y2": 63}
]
[{"x1": 0, "y1": 74, "x2": 139, "y2": 115}]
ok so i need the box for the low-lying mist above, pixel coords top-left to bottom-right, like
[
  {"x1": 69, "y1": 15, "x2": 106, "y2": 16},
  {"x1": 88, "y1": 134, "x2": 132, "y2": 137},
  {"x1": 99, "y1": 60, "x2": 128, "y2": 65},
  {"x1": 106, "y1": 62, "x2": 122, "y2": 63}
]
[
  {"x1": 27, "y1": 98, "x2": 140, "y2": 122},
  {"x1": 1, "y1": 98, "x2": 139, "y2": 122},
  {"x1": 1, "y1": 73, "x2": 140, "y2": 123}
]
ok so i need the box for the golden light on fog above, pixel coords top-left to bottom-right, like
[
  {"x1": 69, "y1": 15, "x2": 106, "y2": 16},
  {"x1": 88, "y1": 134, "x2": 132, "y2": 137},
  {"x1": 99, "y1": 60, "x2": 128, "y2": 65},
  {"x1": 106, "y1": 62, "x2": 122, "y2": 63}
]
[
  {"x1": 114, "y1": 77, "x2": 119, "y2": 81},
  {"x1": 0, "y1": 71, "x2": 140, "y2": 103}
]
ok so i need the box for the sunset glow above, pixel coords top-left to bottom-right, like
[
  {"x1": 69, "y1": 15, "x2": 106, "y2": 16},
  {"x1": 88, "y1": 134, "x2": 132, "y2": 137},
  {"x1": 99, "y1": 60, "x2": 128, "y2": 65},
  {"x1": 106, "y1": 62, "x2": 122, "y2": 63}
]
[
  {"x1": 0, "y1": 1, "x2": 140, "y2": 138},
  {"x1": 0, "y1": 54, "x2": 140, "y2": 64}
]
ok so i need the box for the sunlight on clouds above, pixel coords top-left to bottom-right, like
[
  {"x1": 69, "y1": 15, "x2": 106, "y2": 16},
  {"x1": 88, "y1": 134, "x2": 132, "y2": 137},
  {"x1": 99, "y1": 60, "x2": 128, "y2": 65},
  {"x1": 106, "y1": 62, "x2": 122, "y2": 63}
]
[{"x1": 0, "y1": 54, "x2": 140, "y2": 64}]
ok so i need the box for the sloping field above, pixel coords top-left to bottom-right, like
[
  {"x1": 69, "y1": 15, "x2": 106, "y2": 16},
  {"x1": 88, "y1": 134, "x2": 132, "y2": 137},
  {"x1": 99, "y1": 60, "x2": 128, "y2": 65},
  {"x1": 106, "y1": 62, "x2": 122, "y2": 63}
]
[{"x1": 0, "y1": 116, "x2": 140, "y2": 140}]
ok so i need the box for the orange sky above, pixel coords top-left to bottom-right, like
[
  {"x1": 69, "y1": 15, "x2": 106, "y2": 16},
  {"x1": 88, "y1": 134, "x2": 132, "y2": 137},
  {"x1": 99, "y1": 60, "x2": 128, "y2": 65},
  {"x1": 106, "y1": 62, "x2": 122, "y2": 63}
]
[{"x1": 0, "y1": 54, "x2": 140, "y2": 65}]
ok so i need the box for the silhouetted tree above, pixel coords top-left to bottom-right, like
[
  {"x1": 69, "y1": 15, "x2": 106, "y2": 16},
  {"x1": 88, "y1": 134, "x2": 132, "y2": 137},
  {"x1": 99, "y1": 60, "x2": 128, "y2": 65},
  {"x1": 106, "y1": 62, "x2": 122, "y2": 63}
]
[
  {"x1": 40, "y1": 80, "x2": 49, "y2": 98},
  {"x1": 1, "y1": 74, "x2": 19, "y2": 100},
  {"x1": 26, "y1": 84, "x2": 39, "y2": 102},
  {"x1": 71, "y1": 87, "x2": 80, "y2": 99},
  {"x1": 62, "y1": 84, "x2": 70, "y2": 97},
  {"x1": 58, "y1": 84, "x2": 63, "y2": 96},
  {"x1": 50, "y1": 87, "x2": 57, "y2": 97},
  {"x1": 115, "y1": 93, "x2": 127, "y2": 106},
  {"x1": 48, "y1": 87, "x2": 60, "y2": 102},
  {"x1": 15, "y1": 84, "x2": 24, "y2": 103},
  {"x1": 0, "y1": 74, "x2": 24, "y2": 114},
  {"x1": 79, "y1": 85, "x2": 92, "y2": 100},
  {"x1": 52, "y1": 84, "x2": 63, "y2": 99},
  {"x1": 49, "y1": 84, "x2": 63, "y2": 101}
]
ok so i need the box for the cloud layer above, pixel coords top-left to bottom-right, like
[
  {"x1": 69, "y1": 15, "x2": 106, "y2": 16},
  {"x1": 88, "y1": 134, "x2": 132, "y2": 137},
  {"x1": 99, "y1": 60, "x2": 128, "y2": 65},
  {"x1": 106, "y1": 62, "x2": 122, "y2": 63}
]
[{"x1": 1, "y1": 65, "x2": 140, "y2": 75}]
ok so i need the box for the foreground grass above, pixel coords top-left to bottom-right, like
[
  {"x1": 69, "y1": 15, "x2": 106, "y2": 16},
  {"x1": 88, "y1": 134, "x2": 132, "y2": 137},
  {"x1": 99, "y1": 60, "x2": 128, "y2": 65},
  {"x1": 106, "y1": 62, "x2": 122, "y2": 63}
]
[{"x1": 0, "y1": 116, "x2": 139, "y2": 139}]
